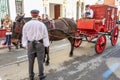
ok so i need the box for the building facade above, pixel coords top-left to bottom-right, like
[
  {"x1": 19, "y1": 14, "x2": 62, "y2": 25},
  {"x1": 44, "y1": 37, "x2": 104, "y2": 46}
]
[
  {"x1": 23, "y1": 0, "x2": 80, "y2": 20},
  {"x1": 104, "y1": 0, "x2": 115, "y2": 6},
  {"x1": 0, "y1": 0, "x2": 84, "y2": 21},
  {"x1": 0, "y1": 0, "x2": 9, "y2": 19},
  {"x1": 0, "y1": 0, "x2": 23, "y2": 21},
  {"x1": 0, "y1": 0, "x2": 119, "y2": 21}
]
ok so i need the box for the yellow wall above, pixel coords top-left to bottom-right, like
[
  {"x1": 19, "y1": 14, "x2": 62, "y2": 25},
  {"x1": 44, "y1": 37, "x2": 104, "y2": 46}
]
[{"x1": 104, "y1": 0, "x2": 115, "y2": 6}]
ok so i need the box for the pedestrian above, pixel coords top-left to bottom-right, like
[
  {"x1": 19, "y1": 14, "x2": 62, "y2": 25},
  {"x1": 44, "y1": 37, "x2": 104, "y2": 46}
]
[
  {"x1": 2, "y1": 14, "x2": 12, "y2": 51},
  {"x1": 22, "y1": 9, "x2": 50, "y2": 80}
]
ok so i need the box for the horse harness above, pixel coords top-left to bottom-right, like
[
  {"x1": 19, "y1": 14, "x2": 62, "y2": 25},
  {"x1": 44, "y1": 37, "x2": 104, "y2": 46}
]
[
  {"x1": 49, "y1": 20, "x2": 55, "y2": 29},
  {"x1": 59, "y1": 18, "x2": 74, "y2": 33},
  {"x1": 48, "y1": 18, "x2": 75, "y2": 39},
  {"x1": 14, "y1": 20, "x2": 25, "y2": 33},
  {"x1": 48, "y1": 18, "x2": 74, "y2": 32},
  {"x1": 13, "y1": 19, "x2": 25, "y2": 42}
]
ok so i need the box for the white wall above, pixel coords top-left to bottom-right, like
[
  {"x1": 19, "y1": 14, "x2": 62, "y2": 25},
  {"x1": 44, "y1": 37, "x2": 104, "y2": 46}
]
[
  {"x1": 8, "y1": 0, "x2": 101, "y2": 21},
  {"x1": 66, "y1": 0, "x2": 77, "y2": 19},
  {"x1": 48, "y1": 0, "x2": 63, "y2": 18},
  {"x1": 23, "y1": 0, "x2": 43, "y2": 17},
  {"x1": 49, "y1": 4, "x2": 54, "y2": 18},
  {"x1": 84, "y1": 0, "x2": 98, "y2": 5},
  {"x1": 9, "y1": 0, "x2": 16, "y2": 21},
  {"x1": 50, "y1": 0, "x2": 63, "y2": 4},
  {"x1": 10, "y1": 0, "x2": 75, "y2": 19}
]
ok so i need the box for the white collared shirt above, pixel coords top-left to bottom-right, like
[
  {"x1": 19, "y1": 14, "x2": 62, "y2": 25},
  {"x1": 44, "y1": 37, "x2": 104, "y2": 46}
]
[
  {"x1": 85, "y1": 9, "x2": 94, "y2": 18},
  {"x1": 22, "y1": 19, "x2": 50, "y2": 47}
]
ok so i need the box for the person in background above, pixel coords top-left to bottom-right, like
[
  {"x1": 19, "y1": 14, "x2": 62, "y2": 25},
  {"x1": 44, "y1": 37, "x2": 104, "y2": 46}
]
[
  {"x1": 82, "y1": 4, "x2": 94, "y2": 19},
  {"x1": 2, "y1": 14, "x2": 12, "y2": 51},
  {"x1": 42, "y1": 14, "x2": 45, "y2": 20},
  {"x1": 41, "y1": 14, "x2": 51, "y2": 20},
  {"x1": 44, "y1": 14, "x2": 55, "y2": 29},
  {"x1": 22, "y1": 9, "x2": 50, "y2": 80},
  {"x1": 45, "y1": 14, "x2": 49, "y2": 20},
  {"x1": 37, "y1": 15, "x2": 42, "y2": 21},
  {"x1": 45, "y1": 14, "x2": 53, "y2": 20}
]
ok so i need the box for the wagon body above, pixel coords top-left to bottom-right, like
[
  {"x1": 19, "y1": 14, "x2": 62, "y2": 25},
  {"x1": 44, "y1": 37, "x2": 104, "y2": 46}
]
[
  {"x1": 75, "y1": 5, "x2": 119, "y2": 54},
  {"x1": 77, "y1": 5, "x2": 117, "y2": 34}
]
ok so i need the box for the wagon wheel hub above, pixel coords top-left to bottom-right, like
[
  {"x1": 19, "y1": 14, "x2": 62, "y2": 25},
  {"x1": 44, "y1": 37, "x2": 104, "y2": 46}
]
[
  {"x1": 114, "y1": 33, "x2": 118, "y2": 37},
  {"x1": 100, "y1": 42, "x2": 105, "y2": 47}
]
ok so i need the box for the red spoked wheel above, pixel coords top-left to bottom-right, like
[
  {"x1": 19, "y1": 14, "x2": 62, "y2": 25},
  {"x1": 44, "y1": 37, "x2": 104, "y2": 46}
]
[
  {"x1": 95, "y1": 34, "x2": 106, "y2": 54},
  {"x1": 74, "y1": 31, "x2": 82, "y2": 48},
  {"x1": 74, "y1": 39, "x2": 82, "y2": 48},
  {"x1": 111, "y1": 27, "x2": 119, "y2": 46}
]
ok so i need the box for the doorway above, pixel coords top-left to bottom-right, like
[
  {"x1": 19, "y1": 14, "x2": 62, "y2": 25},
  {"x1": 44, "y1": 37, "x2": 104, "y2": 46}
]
[{"x1": 49, "y1": 3, "x2": 61, "y2": 19}]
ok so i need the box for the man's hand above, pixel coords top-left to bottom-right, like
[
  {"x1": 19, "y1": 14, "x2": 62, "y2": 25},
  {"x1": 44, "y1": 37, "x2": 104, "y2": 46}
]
[
  {"x1": 22, "y1": 44, "x2": 28, "y2": 49},
  {"x1": 22, "y1": 46, "x2": 28, "y2": 50}
]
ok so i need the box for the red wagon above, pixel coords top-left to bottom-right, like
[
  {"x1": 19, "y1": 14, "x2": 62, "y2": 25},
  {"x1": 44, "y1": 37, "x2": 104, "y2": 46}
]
[{"x1": 74, "y1": 5, "x2": 119, "y2": 54}]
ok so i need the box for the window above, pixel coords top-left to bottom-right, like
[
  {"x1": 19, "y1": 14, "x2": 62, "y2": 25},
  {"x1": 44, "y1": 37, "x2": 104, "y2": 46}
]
[
  {"x1": 0, "y1": 0, "x2": 9, "y2": 19},
  {"x1": 15, "y1": 0, "x2": 23, "y2": 14}
]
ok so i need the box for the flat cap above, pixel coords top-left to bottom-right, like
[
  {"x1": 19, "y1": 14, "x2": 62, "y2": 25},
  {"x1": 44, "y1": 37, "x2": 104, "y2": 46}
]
[
  {"x1": 30, "y1": 9, "x2": 39, "y2": 14},
  {"x1": 30, "y1": 9, "x2": 39, "y2": 17}
]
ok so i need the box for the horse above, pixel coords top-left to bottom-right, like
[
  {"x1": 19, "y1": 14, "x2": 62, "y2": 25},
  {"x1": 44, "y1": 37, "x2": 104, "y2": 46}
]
[
  {"x1": 12, "y1": 15, "x2": 32, "y2": 49},
  {"x1": 12, "y1": 15, "x2": 77, "y2": 65}
]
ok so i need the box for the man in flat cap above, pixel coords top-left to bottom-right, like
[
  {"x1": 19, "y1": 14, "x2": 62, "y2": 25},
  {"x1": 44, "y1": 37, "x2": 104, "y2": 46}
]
[{"x1": 22, "y1": 9, "x2": 50, "y2": 80}]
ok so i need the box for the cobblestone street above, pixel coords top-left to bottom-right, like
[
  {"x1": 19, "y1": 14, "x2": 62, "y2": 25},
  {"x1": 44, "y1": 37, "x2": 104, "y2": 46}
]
[{"x1": 0, "y1": 31, "x2": 120, "y2": 80}]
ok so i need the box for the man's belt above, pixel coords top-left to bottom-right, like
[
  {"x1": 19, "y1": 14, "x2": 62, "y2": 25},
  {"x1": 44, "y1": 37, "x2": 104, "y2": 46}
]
[
  {"x1": 28, "y1": 39, "x2": 43, "y2": 49},
  {"x1": 28, "y1": 39, "x2": 43, "y2": 43}
]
